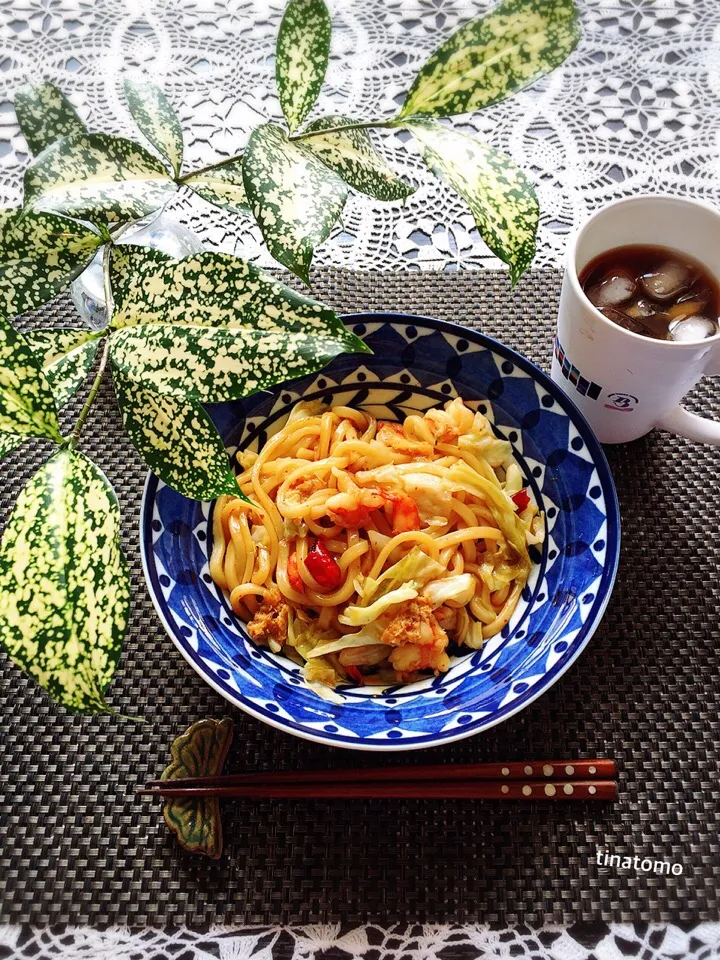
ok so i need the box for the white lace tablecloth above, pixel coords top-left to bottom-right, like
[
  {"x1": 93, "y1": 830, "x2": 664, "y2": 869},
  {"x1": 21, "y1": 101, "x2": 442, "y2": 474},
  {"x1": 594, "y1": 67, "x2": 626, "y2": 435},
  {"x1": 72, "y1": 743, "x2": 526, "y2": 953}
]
[
  {"x1": 2, "y1": 922, "x2": 720, "y2": 960},
  {"x1": 1, "y1": 1, "x2": 720, "y2": 958},
  {"x1": 1, "y1": 0, "x2": 720, "y2": 274}
]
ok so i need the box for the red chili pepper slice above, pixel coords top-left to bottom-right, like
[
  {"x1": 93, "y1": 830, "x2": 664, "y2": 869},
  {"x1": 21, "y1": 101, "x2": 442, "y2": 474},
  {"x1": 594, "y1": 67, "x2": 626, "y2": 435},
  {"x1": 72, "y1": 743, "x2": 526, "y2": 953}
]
[
  {"x1": 305, "y1": 540, "x2": 343, "y2": 591},
  {"x1": 345, "y1": 664, "x2": 365, "y2": 686},
  {"x1": 511, "y1": 489, "x2": 531, "y2": 511},
  {"x1": 287, "y1": 551, "x2": 305, "y2": 594}
]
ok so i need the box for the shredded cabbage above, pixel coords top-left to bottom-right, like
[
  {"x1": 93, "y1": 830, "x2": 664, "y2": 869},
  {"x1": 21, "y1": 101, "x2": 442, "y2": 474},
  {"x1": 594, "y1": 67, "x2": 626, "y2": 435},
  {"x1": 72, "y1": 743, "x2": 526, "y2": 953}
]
[
  {"x1": 236, "y1": 449, "x2": 258, "y2": 470},
  {"x1": 526, "y1": 514, "x2": 545, "y2": 546},
  {"x1": 367, "y1": 529, "x2": 391, "y2": 553},
  {"x1": 307, "y1": 622, "x2": 385, "y2": 658},
  {"x1": 446, "y1": 462, "x2": 529, "y2": 563},
  {"x1": 360, "y1": 546, "x2": 445, "y2": 606},
  {"x1": 282, "y1": 517, "x2": 308, "y2": 538},
  {"x1": 338, "y1": 584, "x2": 418, "y2": 627},
  {"x1": 455, "y1": 605, "x2": 470, "y2": 641},
  {"x1": 287, "y1": 620, "x2": 334, "y2": 661},
  {"x1": 316, "y1": 641, "x2": 388, "y2": 661},
  {"x1": 476, "y1": 549, "x2": 525, "y2": 592},
  {"x1": 458, "y1": 431, "x2": 512, "y2": 468},
  {"x1": 462, "y1": 619, "x2": 485, "y2": 649},
  {"x1": 422, "y1": 573, "x2": 475, "y2": 609},
  {"x1": 504, "y1": 462, "x2": 524, "y2": 495},
  {"x1": 287, "y1": 400, "x2": 326, "y2": 424},
  {"x1": 303, "y1": 655, "x2": 337, "y2": 687}
]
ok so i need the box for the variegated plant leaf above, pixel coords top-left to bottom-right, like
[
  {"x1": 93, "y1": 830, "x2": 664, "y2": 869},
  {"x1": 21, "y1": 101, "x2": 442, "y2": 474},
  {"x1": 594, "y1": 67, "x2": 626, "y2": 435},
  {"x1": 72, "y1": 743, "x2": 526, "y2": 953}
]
[
  {"x1": 410, "y1": 121, "x2": 538, "y2": 285},
  {"x1": 0, "y1": 449, "x2": 131, "y2": 713},
  {"x1": 109, "y1": 320, "x2": 369, "y2": 402},
  {"x1": 0, "y1": 315, "x2": 62, "y2": 442},
  {"x1": 24, "y1": 133, "x2": 177, "y2": 223},
  {"x1": 124, "y1": 79, "x2": 184, "y2": 178},
  {"x1": 243, "y1": 123, "x2": 347, "y2": 283},
  {"x1": 303, "y1": 116, "x2": 415, "y2": 201},
  {"x1": 110, "y1": 245, "x2": 173, "y2": 317},
  {"x1": 0, "y1": 329, "x2": 101, "y2": 461},
  {"x1": 14, "y1": 81, "x2": 87, "y2": 156},
  {"x1": 113, "y1": 375, "x2": 245, "y2": 502},
  {"x1": 0, "y1": 208, "x2": 103, "y2": 319},
  {"x1": 162, "y1": 718, "x2": 234, "y2": 859},
  {"x1": 183, "y1": 160, "x2": 249, "y2": 216},
  {"x1": 24, "y1": 328, "x2": 101, "y2": 408},
  {"x1": 276, "y1": 0, "x2": 331, "y2": 132},
  {"x1": 109, "y1": 245, "x2": 356, "y2": 344},
  {"x1": 398, "y1": 0, "x2": 581, "y2": 120},
  {"x1": 0, "y1": 434, "x2": 23, "y2": 460}
]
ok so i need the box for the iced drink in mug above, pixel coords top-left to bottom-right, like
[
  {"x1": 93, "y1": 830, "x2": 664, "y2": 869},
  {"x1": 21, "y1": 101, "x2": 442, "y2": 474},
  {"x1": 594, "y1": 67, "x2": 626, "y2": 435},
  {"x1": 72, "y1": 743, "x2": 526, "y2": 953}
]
[{"x1": 552, "y1": 195, "x2": 720, "y2": 444}]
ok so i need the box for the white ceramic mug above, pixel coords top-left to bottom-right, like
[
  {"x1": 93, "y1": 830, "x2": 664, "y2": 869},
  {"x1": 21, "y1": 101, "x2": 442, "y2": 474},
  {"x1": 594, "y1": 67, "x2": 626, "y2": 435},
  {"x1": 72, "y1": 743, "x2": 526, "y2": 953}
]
[{"x1": 552, "y1": 194, "x2": 720, "y2": 444}]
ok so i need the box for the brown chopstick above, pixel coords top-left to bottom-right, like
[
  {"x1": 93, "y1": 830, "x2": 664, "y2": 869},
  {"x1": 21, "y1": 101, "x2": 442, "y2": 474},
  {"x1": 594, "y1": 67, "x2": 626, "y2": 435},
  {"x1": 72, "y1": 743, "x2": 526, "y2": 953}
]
[
  {"x1": 138, "y1": 759, "x2": 617, "y2": 801},
  {"x1": 138, "y1": 779, "x2": 616, "y2": 801},
  {"x1": 141, "y1": 758, "x2": 615, "y2": 790}
]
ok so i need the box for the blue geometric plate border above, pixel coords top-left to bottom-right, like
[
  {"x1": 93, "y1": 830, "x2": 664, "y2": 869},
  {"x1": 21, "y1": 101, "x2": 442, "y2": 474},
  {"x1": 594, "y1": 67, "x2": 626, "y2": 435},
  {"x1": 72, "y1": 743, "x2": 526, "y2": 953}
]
[{"x1": 140, "y1": 313, "x2": 621, "y2": 751}]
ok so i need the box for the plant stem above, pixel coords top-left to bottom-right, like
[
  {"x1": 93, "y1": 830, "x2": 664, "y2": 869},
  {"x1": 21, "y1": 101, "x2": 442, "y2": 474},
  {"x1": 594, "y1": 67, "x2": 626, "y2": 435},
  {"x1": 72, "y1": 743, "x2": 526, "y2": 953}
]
[
  {"x1": 177, "y1": 154, "x2": 242, "y2": 183},
  {"x1": 68, "y1": 240, "x2": 114, "y2": 450},
  {"x1": 102, "y1": 240, "x2": 113, "y2": 313},
  {"x1": 68, "y1": 338, "x2": 109, "y2": 450},
  {"x1": 177, "y1": 119, "x2": 399, "y2": 182},
  {"x1": 291, "y1": 119, "x2": 398, "y2": 141}
]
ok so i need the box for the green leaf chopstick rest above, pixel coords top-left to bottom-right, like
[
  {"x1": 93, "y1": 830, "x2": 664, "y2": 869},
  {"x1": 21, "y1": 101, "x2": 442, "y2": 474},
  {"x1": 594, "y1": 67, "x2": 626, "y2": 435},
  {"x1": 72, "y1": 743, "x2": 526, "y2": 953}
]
[{"x1": 161, "y1": 718, "x2": 234, "y2": 859}]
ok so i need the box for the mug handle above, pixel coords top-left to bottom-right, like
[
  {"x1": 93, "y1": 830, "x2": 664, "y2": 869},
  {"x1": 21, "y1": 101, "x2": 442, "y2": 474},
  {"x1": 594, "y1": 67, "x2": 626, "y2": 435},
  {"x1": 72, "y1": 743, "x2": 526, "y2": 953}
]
[
  {"x1": 655, "y1": 406, "x2": 720, "y2": 444},
  {"x1": 655, "y1": 357, "x2": 720, "y2": 444}
]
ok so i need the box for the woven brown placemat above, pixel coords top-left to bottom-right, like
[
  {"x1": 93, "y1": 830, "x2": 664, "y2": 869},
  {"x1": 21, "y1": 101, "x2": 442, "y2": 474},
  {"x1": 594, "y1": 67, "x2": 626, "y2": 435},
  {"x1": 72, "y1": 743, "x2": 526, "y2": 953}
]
[{"x1": 0, "y1": 268, "x2": 718, "y2": 929}]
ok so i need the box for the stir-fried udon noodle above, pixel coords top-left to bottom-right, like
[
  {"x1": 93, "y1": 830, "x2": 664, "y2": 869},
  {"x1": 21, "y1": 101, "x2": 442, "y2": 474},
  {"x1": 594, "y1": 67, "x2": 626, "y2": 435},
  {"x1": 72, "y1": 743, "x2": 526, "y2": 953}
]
[{"x1": 210, "y1": 397, "x2": 544, "y2": 693}]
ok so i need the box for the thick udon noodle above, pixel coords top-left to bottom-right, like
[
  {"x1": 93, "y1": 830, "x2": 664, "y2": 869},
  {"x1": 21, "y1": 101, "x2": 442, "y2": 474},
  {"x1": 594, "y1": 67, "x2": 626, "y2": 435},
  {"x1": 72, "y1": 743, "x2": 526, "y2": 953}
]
[{"x1": 209, "y1": 398, "x2": 544, "y2": 691}]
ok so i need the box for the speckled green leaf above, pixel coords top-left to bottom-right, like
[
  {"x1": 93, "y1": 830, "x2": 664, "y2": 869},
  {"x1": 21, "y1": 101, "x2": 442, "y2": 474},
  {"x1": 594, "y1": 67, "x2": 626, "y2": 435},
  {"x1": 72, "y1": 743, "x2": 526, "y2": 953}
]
[
  {"x1": 124, "y1": 79, "x2": 184, "y2": 178},
  {"x1": 109, "y1": 320, "x2": 368, "y2": 402},
  {"x1": 183, "y1": 160, "x2": 249, "y2": 216},
  {"x1": 0, "y1": 315, "x2": 62, "y2": 442},
  {"x1": 303, "y1": 116, "x2": 414, "y2": 201},
  {"x1": 243, "y1": 123, "x2": 347, "y2": 283},
  {"x1": 0, "y1": 449, "x2": 131, "y2": 713},
  {"x1": 0, "y1": 208, "x2": 102, "y2": 318},
  {"x1": 276, "y1": 0, "x2": 331, "y2": 132},
  {"x1": 24, "y1": 133, "x2": 177, "y2": 222},
  {"x1": 109, "y1": 245, "x2": 359, "y2": 346},
  {"x1": 0, "y1": 329, "x2": 101, "y2": 461},
  {"x1": 0, "y1": 434, "x2": 23, "y2": 460},
  {"x1": 410, "y1": 121, "x2": 538, "y2": 285},
  {"x1": 111, "y1": 245, "x2": 173, "y2": 311},
  {"x1": 114, "y1": 375, "x2": 245, "y2": 502},
  {"x1": 25, "y1": 328, "x2": 101, "y2": 408},
  {"x1": 399, "y1": 0, "x2": 580, "y2": 120},
  {"x1": 14, "y1": 81, "x2": 87, "y2": 156},
  {"x1": 162, "y1": 718, "x2": 234, "y2": 859}
]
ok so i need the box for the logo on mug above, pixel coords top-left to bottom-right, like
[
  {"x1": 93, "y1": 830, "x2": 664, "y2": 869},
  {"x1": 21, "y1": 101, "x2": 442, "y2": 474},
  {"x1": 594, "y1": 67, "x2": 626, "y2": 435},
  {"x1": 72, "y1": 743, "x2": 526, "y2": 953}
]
[{"x1": 604, "y1": 392, "x2": 638, "y2": 412}]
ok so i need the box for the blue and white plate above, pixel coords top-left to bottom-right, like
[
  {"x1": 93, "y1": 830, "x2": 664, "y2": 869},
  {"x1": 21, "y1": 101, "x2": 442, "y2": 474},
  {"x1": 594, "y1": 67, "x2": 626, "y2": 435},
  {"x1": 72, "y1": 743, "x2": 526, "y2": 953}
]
[{"x1": 140, "y1": 314, "x2": 620, "y2": 751}]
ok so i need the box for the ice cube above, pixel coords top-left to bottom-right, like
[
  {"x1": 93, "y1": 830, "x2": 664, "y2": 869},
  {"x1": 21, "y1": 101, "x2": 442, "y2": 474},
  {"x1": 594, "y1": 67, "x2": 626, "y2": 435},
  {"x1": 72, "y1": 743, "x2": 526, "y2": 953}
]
[
  {"x1": 668, "y1": 315, "x2": 718, "y2": 341},
  {"x1": 639, "y1": 261, "x2": 690, "y2": 300},
  {"x1": 586, "y1": 272, "x2": 636, "y2": 308},
  {"x1": 677, "y1": 279, "x2": 711, "y2": 305}
]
